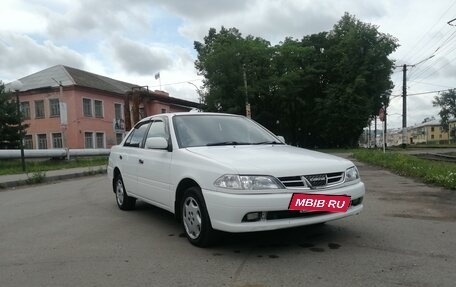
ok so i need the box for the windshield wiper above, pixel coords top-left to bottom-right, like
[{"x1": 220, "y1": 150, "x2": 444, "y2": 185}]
[
  {"x1": 206, "y1": 141, "x2": 251, "y2": 146},
  {"x1": 252, "y1": 140, "x2": 283, "y2": 145}
]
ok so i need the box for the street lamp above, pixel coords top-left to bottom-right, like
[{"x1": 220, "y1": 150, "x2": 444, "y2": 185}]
[
  {"x1": 11, "y1": 80, "x2": 26, "y2": 172},
  {"x1": 187, "y1": 82, "x2": 203, "y2": 106}
]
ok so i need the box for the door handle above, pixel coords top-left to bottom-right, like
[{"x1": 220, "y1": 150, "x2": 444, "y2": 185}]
[
  {"x1": 138, "y1": 159, "x2": 144, "y2": 164},
  {"x1": 119, "y1": 155, "x2": 123, "y2": 160}
]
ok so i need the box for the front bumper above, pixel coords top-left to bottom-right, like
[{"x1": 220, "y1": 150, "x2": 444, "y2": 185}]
[{"x1": 202, "y1": 181, "x2": 365, "y2": 233}]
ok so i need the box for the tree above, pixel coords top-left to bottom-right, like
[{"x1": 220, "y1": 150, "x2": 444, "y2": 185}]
[
  {"x1": 194, "y1": 14, "x2": 398, "y2": 148},
  {"x1": 433, "y1": 89, "x2": 456, "y2": 131},
  {"x1": 269, "y1": 37, "x2": 324, "y2": 146},
  {"x1": 0, "y1": 81, "x2": 28, "y2": 149},
  {"x1": 194, "y1": 27, "x2": 272, "y2": 115},
  {"x1": 421, "y1": 116, "x2": 435, "y2": 123},
  {"x1": 314, "y1": 13, "x2": 398, "y2": 147}
]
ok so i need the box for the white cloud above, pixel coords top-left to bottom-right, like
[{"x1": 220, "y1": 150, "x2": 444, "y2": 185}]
[
  {"x1": 176, "y1": 0, "x2": 390, "y2": 44},
  {"x1": 0, "y1": 33, "x2": 85, "y2": 80},
  {"x1": 0, "y1": 0, "x2": 49, "y2": 34},
  {"x1": 105, "y1": 36, "x2": 174, "y2": 75}
]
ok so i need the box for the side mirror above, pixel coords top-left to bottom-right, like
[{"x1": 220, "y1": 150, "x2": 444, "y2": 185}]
[
  {"x1": 145, "y1": 137, "x2": 168, "y2": 150},
  {"x1": 277, "y1": 136, "x2": 286, "y2": 144}
]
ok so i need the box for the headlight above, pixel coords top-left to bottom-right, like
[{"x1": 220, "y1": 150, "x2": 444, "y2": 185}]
[
  {"x1": 214, "y1": 175, "x2": 283, "y2": 190},
  {"x1": 345, "y1": 166, "x2": 360, "y2": 182}
]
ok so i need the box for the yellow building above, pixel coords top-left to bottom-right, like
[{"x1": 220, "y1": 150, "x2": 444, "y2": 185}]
[
  {"x1": 408, "y1": 120, "x2": 449, "y2": 145},
  {"x1": 449, "y1": 119, "x2": 456, "y2": 143}
]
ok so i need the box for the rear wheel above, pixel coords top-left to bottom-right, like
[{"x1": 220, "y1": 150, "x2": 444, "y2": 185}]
[
  {"x1": 181, "y1": 187, "x2": 216, "y2": 247},
  {"x1": 114, "y1": 175, "x2": 136, "y2": 210}
]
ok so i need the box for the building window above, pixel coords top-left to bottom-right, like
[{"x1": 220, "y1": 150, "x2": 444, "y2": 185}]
[
  {"x1": 114, "y1": 103, "x2": 124, "y2": 130},
  {"x1": 94, "y1": 100, "x2": 103, "y2": 118},
  {"x1": 116, "y1": 133, "x2": 123, "y2": 144},
  {"x1": 35, "y1": 100, "x2": 45, "y2": 118},
  {"x1": 96, "y1": 132, "x2": 104, "y2": 148},
  {"x1": 115, "y1": 103, "x2": 122, "y2": 119},
  {"x1": 24, "y1": 135, "x2": 33, "y2": 149},
  {"x1": 49, "y1": 99, "x2": 60, "y2": 117},
  {"x1": 83, "y1": 98, "x2": 92, "y2": 117},
  {"x1": 37, "y1": 134, "x2": 47, "y2": 149},
  {"x1": 20, "y1": 102, "x2": 30, "y2": 119},
  {"x1": 52, "y1": 133, "x2": 63, "y2": 148},
  {"x1": 431, "y1": 127, "x2": 435, "y2": 132},
  {"x1": 431, "y1": 135, "x2": 434, "y2": 139},
  {"x1": 85, "y1": 132, "x2": 93, "y2": 148},
  {"x1": 439, "y1": 134, "x2": 442, "y2": 139},
  {"x1": 161, "y1": 108, "x2": 167, "y2": 113}
]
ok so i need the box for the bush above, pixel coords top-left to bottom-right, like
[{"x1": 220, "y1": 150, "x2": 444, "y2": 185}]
[{"x1": 26, "y1": 171, "x2": 46, "y2": 184}]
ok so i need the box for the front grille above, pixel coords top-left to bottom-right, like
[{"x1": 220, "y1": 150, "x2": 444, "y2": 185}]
[
  {"x1": 278, "y1": 176, "x2": 304, "y2": 187},
  {"x1": 278, "y1": 172, "x2": 344, "y2": 189}
]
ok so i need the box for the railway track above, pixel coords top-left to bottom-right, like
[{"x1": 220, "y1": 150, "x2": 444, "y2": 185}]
[{"x1": 414, "y1": 153, "x2": 456, "y2": 163}]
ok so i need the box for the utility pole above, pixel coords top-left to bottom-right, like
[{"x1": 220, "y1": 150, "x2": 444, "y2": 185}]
[
  {"x1": 15, "y1": 89, "x2": 26, "y2": 171},
  {"x1": 383, "y1": 114, "x2": 386, "y2": 153},
  {"x1": 397, "y1": 54, "x2": 435, "y2": 149},
  {"x1": 402, "y1": 64, "x2": 407, "y2": 149},
  {"x1": 242, "y1": 64, "x2": 251, "y2": 118},
  {"x1": 11, "y1": 80, "x2": 25, "y2": 171},
  {"x1": 398, "y1": 63, "x2": 414, "y2": 149}
]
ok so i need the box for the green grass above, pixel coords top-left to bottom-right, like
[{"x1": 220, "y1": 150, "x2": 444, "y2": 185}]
[
  {"x1": 353, "y1": 150, "x2": 456, "y2": 189},
  {"x1": 0, "y1": 156, "x2": 108, "y2": 176}
]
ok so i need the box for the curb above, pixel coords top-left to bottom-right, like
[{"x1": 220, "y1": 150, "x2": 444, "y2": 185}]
[{"x1": 0, "y1": 168, "x2": 107, "y2": 189}]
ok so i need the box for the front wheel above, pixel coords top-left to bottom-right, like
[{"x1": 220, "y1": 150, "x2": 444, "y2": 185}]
[
  {"x1": 181, "y1": 187, "x2": 216, "y2": 247},
  {"x1": 114, "y1": 175, "x2": 136, "y2": 210}
]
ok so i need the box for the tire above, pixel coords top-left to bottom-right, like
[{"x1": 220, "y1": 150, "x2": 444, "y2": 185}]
[
  {"x1": 181, "y1": 186, "x2": 216, "y2": 247},
  {"x1": 114, "y1": 175, "x2": 136, "y2": 210}
]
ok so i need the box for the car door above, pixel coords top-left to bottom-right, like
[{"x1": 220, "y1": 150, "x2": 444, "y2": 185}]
[
  {"x1": 136, "y1": 118, "x2": 173, "y2": 209},
  {"x1": 119, "y1": 121, "x2": 151, "y2": 196}
]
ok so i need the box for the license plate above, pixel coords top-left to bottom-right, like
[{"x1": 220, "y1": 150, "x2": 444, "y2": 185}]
[{"x1": 289, "y1": 193, "x2": 351, "y2": 213}]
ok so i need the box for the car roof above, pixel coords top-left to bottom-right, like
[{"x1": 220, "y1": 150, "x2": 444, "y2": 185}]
[{"x1": 140, "y1": 112, "x2": 244, "y2": 122}]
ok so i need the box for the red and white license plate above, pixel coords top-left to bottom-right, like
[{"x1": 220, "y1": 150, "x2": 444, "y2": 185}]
[{"x1": 289, "y1": 193, "x2": 351, "y2": 213}]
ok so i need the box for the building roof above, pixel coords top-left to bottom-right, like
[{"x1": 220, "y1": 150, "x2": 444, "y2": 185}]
[
  {"x1": 6, "y1": 65, "x2": 200, "y2": 108},
  {"x1": 410, "y1": 119, "x2": 442, "y2": 129},
  {"x1": 7, "y1": 65, "x2": 137, "y2": 94}
]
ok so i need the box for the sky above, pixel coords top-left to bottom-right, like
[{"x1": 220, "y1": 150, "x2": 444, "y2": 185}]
[{"x1": 1, "y1": 0, "x2": 456, "y2": 130}]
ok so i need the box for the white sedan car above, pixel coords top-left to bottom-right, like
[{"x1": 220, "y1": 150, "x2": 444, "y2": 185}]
[{"x1": 108, "y1": 112, "x2": 365, "y2": 247}]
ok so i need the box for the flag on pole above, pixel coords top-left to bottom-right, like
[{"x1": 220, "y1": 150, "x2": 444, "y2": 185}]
[{"x1": 154, "y1": 72, "x2": 160, "y2": 80}]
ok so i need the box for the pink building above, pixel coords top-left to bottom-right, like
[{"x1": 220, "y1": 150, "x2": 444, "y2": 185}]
[{"x1": 11, "y1": 65, "x2": 199, "y2": 149}]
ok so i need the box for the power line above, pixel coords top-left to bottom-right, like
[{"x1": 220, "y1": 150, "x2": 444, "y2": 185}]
[
  {"x1": 391, "y1": 87, "x2": 455, "y2": 98},
  {"x1": 408, "y1": 30, "x2": 456, "y2": 80},
  {"x1": 399, "y1": 0, "x2": 456, "y2": 65},
  {"x1": 419, "y1": 54, "x2": 456, "y2": 81},
  {"x1": 408, "y1": 80, "x2": 455, "y2": 89},
  {"x1": 408, "y1": 29, "x2": 456, "y2": 78}
]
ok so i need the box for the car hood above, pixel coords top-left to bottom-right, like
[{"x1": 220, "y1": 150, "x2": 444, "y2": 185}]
[{"x1": 185, "y1": 145, "x2": 353, "y2": 176}]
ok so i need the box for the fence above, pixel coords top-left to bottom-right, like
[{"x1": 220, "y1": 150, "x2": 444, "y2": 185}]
[{"x1": 0, "y1": 149, "x2": 110, "y2": 159}]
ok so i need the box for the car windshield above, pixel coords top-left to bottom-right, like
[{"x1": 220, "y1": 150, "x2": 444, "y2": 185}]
[{"x1": 173, "y1": 114, "x2": 282, "y2": 148}]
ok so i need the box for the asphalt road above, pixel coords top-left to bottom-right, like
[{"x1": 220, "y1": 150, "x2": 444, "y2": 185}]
[{"x1": 0, "y1": 160, "x2": 455, "y2": 287}]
